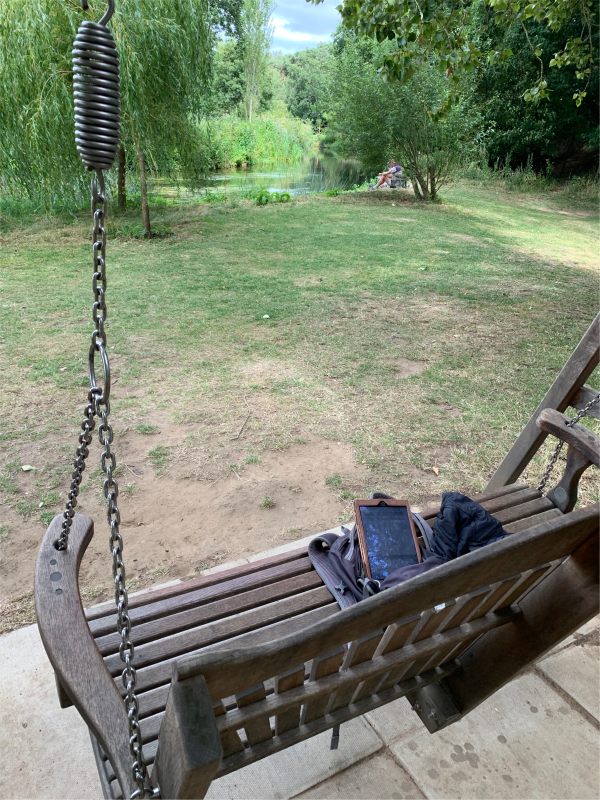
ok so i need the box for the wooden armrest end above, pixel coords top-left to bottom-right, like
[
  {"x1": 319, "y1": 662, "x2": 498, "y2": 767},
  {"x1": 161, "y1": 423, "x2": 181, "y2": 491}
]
[
  {"x1": 154, "y1": 672, "x2": 222, "y2": 799},
  {"x1": 536, "y1": 409, "x2": 600, "y2": 467}
]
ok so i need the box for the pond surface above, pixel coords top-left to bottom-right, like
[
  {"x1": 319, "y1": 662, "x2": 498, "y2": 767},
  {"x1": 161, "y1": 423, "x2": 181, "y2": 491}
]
[{"x1": 152, "y1": 154, "x2": 366, "y2": 201}]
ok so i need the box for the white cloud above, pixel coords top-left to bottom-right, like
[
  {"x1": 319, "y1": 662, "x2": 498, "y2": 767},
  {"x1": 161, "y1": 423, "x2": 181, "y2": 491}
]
[{"x1": 271, "y1": 15, "x2": 331, "y2": 44}]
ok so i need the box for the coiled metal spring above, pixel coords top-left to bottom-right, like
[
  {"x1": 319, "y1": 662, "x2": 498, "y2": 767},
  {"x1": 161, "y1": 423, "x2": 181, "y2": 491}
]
[{"x1": 72, "y1": 19, "x2": 120, "y2": 171}]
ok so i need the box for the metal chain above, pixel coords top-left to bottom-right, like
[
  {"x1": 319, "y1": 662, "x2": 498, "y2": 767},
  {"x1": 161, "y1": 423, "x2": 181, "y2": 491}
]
[
  {"x1": 56, "y1": 394, "x2": 98, "y2": 550},
  {"x1": 57, "y1": 174, "x2": 111, "y2": 550},
  {"x1": 537, "y1": 391, "x2": 600, "y2": 493},
  {"x1": 57, "y1": 170, "x2": 157, "y2": 798}
]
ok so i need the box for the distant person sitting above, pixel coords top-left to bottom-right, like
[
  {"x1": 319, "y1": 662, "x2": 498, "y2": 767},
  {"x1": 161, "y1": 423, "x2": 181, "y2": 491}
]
[{"x1": 371, "y1": 160, "x2": 402, "y2": 190}]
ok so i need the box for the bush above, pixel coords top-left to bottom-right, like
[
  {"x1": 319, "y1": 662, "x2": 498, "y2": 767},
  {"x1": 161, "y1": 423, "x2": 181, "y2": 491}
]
[
  {"x1": 197, "y1": 114, "x2": 315, "y2": 170},
  {"x1": 249, "y1": 188, "x2": 292, "y2": 205},
  {"x1": 329, "y1": 39, "x2": 476, "y2": 201}
]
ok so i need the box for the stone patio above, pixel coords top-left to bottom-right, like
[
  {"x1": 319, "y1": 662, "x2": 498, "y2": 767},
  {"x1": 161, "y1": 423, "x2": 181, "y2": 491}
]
[{"x1": 1, "y1": 540, "x2": 598, "y2": 800}]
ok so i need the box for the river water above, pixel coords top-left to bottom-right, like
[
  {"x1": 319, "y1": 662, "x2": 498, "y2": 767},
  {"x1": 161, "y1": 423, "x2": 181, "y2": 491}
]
[{"x1": 152, "y1": 154, "x2": 366, "y2": 201}]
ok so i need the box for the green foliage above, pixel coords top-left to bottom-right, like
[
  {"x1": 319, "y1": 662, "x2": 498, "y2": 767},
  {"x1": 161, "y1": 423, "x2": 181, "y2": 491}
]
[
  {"x1": 0, "y1": 0, "x2": 212, "y2": 207},
  {"x1": 260, "y1": 495, "x2": 275, "y2": 509},
  {"x1": 330, "y1": 39, "x2": 476, "y2": 200},
  {"x1": 205, "y1": 38, "x2": 274, "y2": 117},
  {"x1": 468, "y1": 11, "x2": 599, "y2": 174},
  {"x1": 255, "y1": 188, "x2": 271, "y2": 205},
  {"x1": 197, "y1": 115, "x2": 314, "y2": 168},
  {"x1": 148, "y1": 445, "x2": 170, "y2": 473},
  {"x1": 136, "y1": 423, "x2": 159, "y2": 435},
  {"x1": 281, "y1": 45, "x2": 334, "y2": 129},
  {"x1": 316, "y1": 0, "x2": 598, "y2": 107},
  {"x1": 240, "y1": 0, "x2": 273, "y2": 121},
  {"x1": 250, "y1": 188, "x2": 291, "y2": 205}
]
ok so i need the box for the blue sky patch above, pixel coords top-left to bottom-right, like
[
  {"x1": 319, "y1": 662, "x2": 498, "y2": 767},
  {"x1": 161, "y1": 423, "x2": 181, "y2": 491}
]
[{"x1": 271, "y1": 0, "x2": 341, "y2": 53}]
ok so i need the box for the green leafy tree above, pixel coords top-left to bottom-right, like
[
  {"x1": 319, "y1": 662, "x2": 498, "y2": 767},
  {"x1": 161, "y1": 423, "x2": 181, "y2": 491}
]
[
  {"x1": 314, "y1": 0, "x2": 598, "y2": 107},
  {"x1": 330, "y1": 38, "x2": 476, "y2": 200},
  {"x1": 240, "y1": 0, "x2": 273, "y2": 121},
  {"x1": 205, "y1": 38, "x2": 276, "y2": 118},
  {"x1": 469, "y1": 11, "x2": 599, "y2": 173},
  {"x1": 282, "y1": 44, "x2": 334, "y2": 130},
  {"x1": 0, "y1": 0, "x2": 211, "y2": 234}
]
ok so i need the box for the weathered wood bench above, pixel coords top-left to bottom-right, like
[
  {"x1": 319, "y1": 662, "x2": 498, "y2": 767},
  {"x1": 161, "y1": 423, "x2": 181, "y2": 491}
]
[{"x1": 35, "y1": 315, "x2": 600, "y2": 799}]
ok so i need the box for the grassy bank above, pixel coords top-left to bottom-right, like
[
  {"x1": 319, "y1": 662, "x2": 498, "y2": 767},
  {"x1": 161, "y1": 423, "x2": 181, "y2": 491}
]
[
  {"x1": 1, "y1": 183, "x2": 598, "y2": 629},
  {"x1": 199, "y1": 114, "x2": 316, "y2": 169}
]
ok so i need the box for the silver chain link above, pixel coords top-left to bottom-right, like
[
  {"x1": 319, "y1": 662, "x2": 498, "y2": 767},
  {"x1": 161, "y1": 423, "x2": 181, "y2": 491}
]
[
  {"x1": 57, "y1": 170, "x2": 157, "y2": 799},
  {"x1": 537, "y1": 391, "x2": 600, "y2": 493}
]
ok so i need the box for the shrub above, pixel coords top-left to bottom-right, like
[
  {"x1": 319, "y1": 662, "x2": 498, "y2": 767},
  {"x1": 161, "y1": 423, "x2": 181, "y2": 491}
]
[{"x1": 196, "y1": 114, "x2": 315, "y2": 170}]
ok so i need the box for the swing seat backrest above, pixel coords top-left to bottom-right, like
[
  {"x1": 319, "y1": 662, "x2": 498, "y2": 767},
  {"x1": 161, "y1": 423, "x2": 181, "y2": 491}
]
[{"x1": 145, "y1": 501, "x2": 597, "y2": 799}]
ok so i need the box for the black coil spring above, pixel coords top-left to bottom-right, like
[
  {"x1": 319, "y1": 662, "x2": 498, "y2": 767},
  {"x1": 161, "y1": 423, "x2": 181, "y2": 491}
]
[{"x1": 72, "y1": 20, "x2": 120, "y2": 171}]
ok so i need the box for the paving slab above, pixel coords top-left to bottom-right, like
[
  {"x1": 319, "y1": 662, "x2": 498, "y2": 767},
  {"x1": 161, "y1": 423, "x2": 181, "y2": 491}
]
[
  {"x1": 0, "y1": 625, "x2": 102, "y2": 800},
  {"x1": 537, "y1": 625, "x2": 600, "y2": 720},
  {"x1": 295, "y1": 750, "x2": 426, "y2": 799},
  {"x1": 364, "y1": 696, "x2": 424, "y2": 745},
  {"x1": 206, "y1": 717, "x2": 383, "y2": 800},
  {"x1": 388, "y1": 671, "x2": 600, "y2": 800}
]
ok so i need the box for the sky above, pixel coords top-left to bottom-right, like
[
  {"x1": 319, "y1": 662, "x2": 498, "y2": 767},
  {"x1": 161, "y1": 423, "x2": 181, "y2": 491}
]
[{"x1": 270, "y1": 0, "x2": 341, "y2": 54}]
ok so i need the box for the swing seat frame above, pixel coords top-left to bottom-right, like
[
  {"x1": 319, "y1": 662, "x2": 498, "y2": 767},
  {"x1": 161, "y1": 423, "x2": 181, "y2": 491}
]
[{"x1": 35, "y1": 315, "x2": 600, "y2": 799}]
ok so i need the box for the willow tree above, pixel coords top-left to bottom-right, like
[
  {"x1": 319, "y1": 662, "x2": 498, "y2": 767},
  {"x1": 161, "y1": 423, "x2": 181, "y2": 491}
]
[{"x1": 0, "y1": 0, "x2": 211, "y2": 234}]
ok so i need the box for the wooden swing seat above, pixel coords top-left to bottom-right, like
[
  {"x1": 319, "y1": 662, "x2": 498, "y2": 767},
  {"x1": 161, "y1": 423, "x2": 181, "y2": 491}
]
[{"x1": 35, "y1": 316, "x2": 600, "y2": 799}]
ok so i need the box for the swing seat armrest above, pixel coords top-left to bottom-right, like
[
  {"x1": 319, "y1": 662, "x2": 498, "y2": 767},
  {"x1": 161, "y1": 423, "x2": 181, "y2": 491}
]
[{"x1": 536, "y1": 409, "x2": 600, "y2": 467}]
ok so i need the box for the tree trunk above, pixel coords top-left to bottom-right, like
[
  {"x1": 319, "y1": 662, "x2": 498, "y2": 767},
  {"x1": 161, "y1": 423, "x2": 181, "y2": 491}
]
[
  {"x1": 429, "y1": 168, "x2": 437, "y2": 201},
  {"x1": 117, "y1": 144, "x2": 126, "y2": 211},
  {"x1": 412, "y1": 171, "x2": 430, "y2": 200},
  {"x1": 137, "y1": 148, "x2": 151, "y2": 238}
]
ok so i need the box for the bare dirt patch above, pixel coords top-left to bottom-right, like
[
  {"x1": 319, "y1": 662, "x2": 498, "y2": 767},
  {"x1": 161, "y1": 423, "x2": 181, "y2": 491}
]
[
  {"x1": 394, "y1": 357, "x2": 426, "y2": 377},
  {"x1": 0, "y1": 436, "x2": 368, "y2": 633}
]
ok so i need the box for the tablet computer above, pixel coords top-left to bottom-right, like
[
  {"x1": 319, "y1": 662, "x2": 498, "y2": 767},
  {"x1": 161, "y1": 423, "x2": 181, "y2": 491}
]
[{"x1": 354, "y1": 498, "x2": 422, "y2": 582}]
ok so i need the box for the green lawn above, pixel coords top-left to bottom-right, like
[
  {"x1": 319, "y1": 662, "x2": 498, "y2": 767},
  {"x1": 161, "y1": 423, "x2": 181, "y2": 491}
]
[{"x1": 0, "y1": 183, "x2": 598, "y2": 624}]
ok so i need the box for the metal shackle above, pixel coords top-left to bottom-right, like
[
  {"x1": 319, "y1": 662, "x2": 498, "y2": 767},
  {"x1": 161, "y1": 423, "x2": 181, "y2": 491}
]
[{"x1": 72, "y1": 1, "x2": 120, "y2": 171}]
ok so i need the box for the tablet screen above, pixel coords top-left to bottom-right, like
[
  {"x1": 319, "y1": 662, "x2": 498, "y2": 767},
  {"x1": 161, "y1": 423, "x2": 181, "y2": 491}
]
[{"x1": 359, "y1": 504, "x2": 419, "y2": 581}]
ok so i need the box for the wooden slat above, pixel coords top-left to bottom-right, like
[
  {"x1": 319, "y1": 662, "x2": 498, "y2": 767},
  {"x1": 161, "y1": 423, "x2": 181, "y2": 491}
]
[
  {"x1": 131, "y1": 603, "x2": 337, "y2": 695},
  {"x1": 86, "y1": 546, "x2": 309, "y2": 622},
  {"x1": 493, "y1": 496, "x2": 552, "y2": 524},
  {"x1": 214, "y1": 700, "x2": 244, "y2": 757},
  {"x1": 216, "y1": 610, "x2": 517, "y2": 736},
  {"x1": 494, "y1": 565, "x2": 556, "y2": 609},
  {"x1": 421, "y1": 482, "x2": 527, "y2": 520},
  {"x1": 274, "y1": 666, "x2": 306, "y2": 735},
  {"x1": 329, "y1": 632, "x2": 383, "y2": 711},
  {"x1": 180, "y1": 505, "x2": 597, "y2": 698},
  {"x1": 104, "y1": 585, "x2": 333, "y2": 677},
  {"x1": 235, "y1": 684, "x2": 273, "y2": 746},
  {"x1": 96, "y1": 571, "x2": 322, "y2": 655},
  {"x1": 353, "y1": 616, "x2": 421, "y2": 701},
  {"x1": 89, "y1": 556, "x2": 313, "y2": 636},
  {"x1": 301, "y1": 647, "x2": 345, "y2": 723},
  {"x1": 503, "y1": 508, "x2": 562, "y2": 533},
  {"x1": 217, "y1": 665, "x2": 455, "y2": 777},
  {"x1": 410, "y1": 602, "x2": 458, "y2": 641},
  {"x1": 479, "y1": 487, "x2": 542, "y2": 514}
]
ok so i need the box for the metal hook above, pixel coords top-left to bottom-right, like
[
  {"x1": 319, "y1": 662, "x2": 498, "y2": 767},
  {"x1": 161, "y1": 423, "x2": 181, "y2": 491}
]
[{"x1": 80, "y1": 1, "x2": 115, "y2": 26}]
